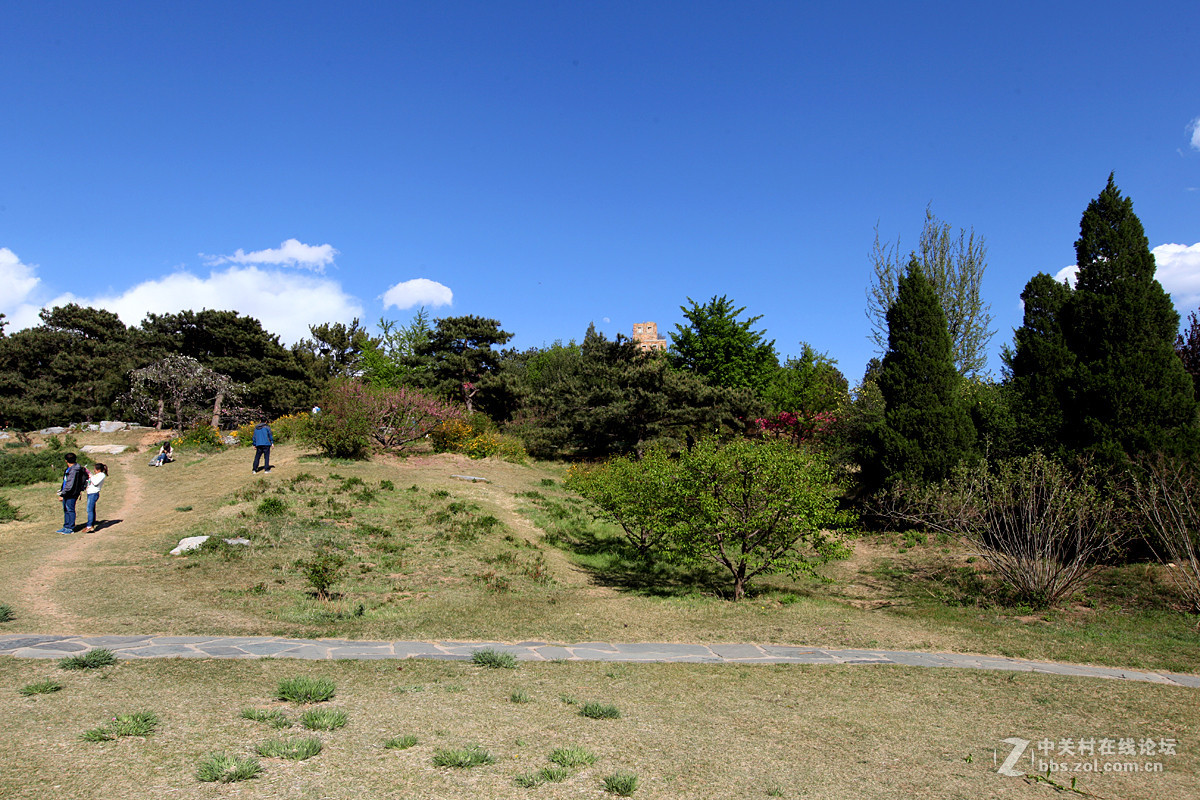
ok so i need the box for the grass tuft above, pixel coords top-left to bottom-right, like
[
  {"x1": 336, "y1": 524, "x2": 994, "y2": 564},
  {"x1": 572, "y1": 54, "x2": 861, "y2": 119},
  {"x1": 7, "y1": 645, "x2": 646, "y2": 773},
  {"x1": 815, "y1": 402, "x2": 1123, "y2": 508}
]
[
  {"x1": 472, "y1": 648, "x2": 517, "y2": 669},
  {"x1": 383, "y1": 734, "x2": 418, "y2": 750},
  {"x1": 19, "y1": 679, "x2": 62, "y2": 696},
  {"x1": 276, "y1": 676, "x2": 335, "y2": 703},
  {"x1": 81, "y1": 710, "x2": 159, "y2": 741},
  {"x1": 300, "y1": 707, "x2": 348, "y2": 731},
  {"x1": 549, "y1": 745, "x2": 598, "y2": 767},
  {"x1": 59, "y1": 648, "x2": 117, "y2": 670},
  {"x1": 580, "y1": 701, "x2": 621, "y2": 719},
  {"x1": 255, "y1": 736, "x2": 322, "y2": 760},
  {"x1": 509, "y1": 689, "x2": 531, "y2": 704},
  {"x1": 603, "y1": 771, "x2": 640, "y2": 795},
  {"x1": 432, "y1": 744, "x2": 495, "y2": 768},
  {"x1": 515, "y1": 766, "x2": 571, "y2": 787},
  {"x1": 0, "y1": 603, "x2": 13, "y2": 622},
  {"x1": 240, "y1": 708, "x2": 291, "y2": 728},
  {"x1": 196, "y1": 752, "x2": 263, "y2": 783}
]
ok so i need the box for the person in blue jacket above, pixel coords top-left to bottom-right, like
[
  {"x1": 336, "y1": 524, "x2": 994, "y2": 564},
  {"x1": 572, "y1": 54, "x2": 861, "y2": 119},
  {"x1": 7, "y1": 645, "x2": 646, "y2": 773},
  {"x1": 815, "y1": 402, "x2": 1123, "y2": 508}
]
[
  {"x1": 56, "y1": 453, "x2": 86, "y2": 534},
  {"x1": 251, "y1": 421, "x2": 274, "y2": 474}
]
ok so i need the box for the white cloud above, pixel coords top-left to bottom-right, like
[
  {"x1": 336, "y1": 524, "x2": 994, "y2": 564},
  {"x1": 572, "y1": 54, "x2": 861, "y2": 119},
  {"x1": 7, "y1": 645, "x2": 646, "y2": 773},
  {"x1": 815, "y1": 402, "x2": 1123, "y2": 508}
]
[
  {"x1": 203, "y1": 238, "x2": 339, "y2": 273},
  {"x1": 1191, "y1": 117, "x2": 1200, "y2": 151},
  {"x1": 0, "y1": 247, "x2": 47, "y2": 331},
  {"x1": 381, "y1": 278, "x2": 453, "y2": 310},
  {"x1": 19, "y1": 266, "x2": 361, "y2": 345},
  {"x1": 1053, "y1": 242, "x2": 1200, "y2": 312},
  {"x1": 1153, "y1": 242, "x2": 1200, "y2": 311}
]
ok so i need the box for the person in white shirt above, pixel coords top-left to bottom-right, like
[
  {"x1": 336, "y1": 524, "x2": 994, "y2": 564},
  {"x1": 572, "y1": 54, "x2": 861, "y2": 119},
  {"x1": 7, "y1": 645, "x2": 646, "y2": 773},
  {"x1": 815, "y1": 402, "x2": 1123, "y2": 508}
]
[{"x1": 84, "y1": 463, "x2": 108, "y2": 533}]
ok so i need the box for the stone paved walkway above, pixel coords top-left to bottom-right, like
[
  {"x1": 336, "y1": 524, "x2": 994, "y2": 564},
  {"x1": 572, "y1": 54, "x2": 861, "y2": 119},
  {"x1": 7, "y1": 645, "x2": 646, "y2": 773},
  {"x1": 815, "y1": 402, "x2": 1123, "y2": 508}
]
[{"x1": 2, "y1": 633, "x2": 1197, "y2": 688}]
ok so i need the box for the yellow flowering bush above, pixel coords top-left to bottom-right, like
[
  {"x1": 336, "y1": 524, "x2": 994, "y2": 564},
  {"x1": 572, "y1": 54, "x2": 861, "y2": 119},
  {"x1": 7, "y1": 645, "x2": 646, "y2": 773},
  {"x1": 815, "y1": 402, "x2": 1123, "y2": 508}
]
[{"x1": 173, "y1": 425, "x2": 225, "y2": 452}]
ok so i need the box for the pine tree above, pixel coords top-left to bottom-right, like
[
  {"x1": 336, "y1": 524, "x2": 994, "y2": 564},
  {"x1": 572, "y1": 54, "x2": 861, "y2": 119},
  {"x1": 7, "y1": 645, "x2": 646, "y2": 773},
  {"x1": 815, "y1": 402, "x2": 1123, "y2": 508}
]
[
  {"x1": 1064, "y1": 174, "x2": 1198, "y2": 466},
  {"x1": 866, "y1": 261, "x2": 975, "y2": 489}
]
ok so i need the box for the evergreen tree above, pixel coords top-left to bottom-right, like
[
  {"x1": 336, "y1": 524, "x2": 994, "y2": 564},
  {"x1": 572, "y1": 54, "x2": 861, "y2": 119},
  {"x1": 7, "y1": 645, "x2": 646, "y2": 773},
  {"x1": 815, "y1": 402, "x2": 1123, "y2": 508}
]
[
  {"x1": 414, "y1": 315, "x2": 513, "y2": 413},
  {"x1": 669, "y1": 295, "x2": 778, "y2": 394},
  {"x1": 865, "y1": 261, "x2": 975, "y2": 489},
  {"x1": 1064, "y1": 174, "x2": 1198, "y2": 466},
  {"x1": 1005, "y1": 273, "x2": 1075, "y2": 455}
]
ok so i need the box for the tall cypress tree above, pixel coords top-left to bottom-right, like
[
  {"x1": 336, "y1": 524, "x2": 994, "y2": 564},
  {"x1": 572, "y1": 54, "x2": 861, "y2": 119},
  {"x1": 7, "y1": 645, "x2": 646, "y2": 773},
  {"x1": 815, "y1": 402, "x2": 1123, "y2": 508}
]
[
  {"x1": 1006, "y1": 273, "x2": 1076, "y2": 456},
  {"x1": 865, "y1": 260, "x2": 975, "y2": 489},
  {"x1": 1064, "y1": 174, "x2": 1198, "y2": 466}
]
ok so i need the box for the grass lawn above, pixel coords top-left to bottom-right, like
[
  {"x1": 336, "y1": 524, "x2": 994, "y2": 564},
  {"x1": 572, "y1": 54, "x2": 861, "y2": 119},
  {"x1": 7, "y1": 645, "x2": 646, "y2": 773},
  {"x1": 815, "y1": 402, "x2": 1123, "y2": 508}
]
[
  {"x1": 1, "y1": 432, "x2": 1199, "y2": 798},
  {"x1": 1, "y1": 437, "x2": 1198, "y2": 673},
  {"x1": 1, "y1": 655, "x2": 1196, "y2": 799}
]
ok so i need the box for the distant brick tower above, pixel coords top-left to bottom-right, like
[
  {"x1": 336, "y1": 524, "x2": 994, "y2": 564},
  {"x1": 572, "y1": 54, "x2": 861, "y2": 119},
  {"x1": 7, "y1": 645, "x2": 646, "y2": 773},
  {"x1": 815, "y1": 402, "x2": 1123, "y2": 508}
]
[{"x1": 631, "y1": 322, "x2": 667, "y2": 352}]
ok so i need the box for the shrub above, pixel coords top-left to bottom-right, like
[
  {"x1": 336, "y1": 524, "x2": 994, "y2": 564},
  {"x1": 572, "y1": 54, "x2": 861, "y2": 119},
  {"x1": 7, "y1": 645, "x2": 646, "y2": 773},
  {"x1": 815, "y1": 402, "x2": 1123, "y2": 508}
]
[
  {"x1": 580, "y1": 702, "x2": 621, "y2": 719},
  {"x1": 432, "y1": 744, "x2": 494, "y2": 768},
  {"x1": 255, "y1": 736, "x2": 322, "y2": 760},
  {"x1": 59, "y1": 649, "x2": 117, "y2": 670},
  {"x1": 276, "y1": 676, "x2": 335, "y2": 704},
  {"x1": 310, "y1": 380, "x2": 461, "y2": 457},
  {"x1": 879, "y1": 454, "x2": 1121, "y2": 608},
  {"x1": 570, "y1": 438, "x2": 855, "y2": 599},
  {"x1": 603, "y1": 772, "x2": 640, "y2": 796},
  {"x1": 269, "y1": 412, "x2": 309, "y2": 444},
  {"x1": 0, "y1": 450, "x2": 86, "y2": 488},
  {"x1": 1130, "y1": 456, "x2": 1200, "y2": 612},
  {"x1": 173, "y1": 425, "x2": 225, "y2": 452},
  {"x1": 294, "y1": 546, "x2": 346, "y2": 600},
  {"x1": 0, "y1": 496, "x2": 17, "y2": 522},
  {"x1": 196, "y1": 753, "x2": 262, "y2": 783},
  {"x1": 256, "y1": 496, "x2": 288, "y2": 517},
  {"x1": 472, "y1": 648, "x2": 517, "y2": 669},
  {"x1": 300, "y1": 708, "x2": 348, "y2": 731}
]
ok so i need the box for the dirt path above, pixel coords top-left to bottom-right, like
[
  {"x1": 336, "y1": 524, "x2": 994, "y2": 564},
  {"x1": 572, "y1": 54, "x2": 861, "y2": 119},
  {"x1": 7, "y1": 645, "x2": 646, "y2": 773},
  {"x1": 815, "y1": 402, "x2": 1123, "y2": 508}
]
[{"x1": 15, "y1": 450, "x2": 148, "y2": 629}]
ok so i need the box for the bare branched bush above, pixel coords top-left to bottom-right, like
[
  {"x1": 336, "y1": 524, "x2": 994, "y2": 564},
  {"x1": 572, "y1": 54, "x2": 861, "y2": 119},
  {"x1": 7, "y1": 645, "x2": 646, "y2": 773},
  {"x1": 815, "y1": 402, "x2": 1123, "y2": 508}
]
[
  {"x1": 1129, "y1": 457, "x2": 1200, "y2": 613},
  {"x1": 876, "y1": 454, "x2": 1121, "y2": 608}
]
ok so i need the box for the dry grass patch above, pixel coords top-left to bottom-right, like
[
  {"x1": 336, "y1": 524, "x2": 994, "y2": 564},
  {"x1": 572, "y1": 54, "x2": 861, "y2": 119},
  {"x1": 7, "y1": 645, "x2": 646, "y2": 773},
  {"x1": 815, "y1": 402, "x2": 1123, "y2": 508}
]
[{"x1": 0, "y1": 655, "x2": 1197, "y2": 799}]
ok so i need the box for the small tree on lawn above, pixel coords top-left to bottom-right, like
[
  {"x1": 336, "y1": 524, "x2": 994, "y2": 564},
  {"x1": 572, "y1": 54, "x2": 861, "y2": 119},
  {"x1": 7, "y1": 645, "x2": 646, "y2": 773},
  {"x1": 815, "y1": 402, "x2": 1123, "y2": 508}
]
[
  {"x1": 572, "y1": 437, "x2": 854, "y2": 600},
  {"x1": 126, "y1": 355, "x2": 241, "y2": 433},
  {"x1": 564, "y1": 447, "x2": 682, "y2": 558}
]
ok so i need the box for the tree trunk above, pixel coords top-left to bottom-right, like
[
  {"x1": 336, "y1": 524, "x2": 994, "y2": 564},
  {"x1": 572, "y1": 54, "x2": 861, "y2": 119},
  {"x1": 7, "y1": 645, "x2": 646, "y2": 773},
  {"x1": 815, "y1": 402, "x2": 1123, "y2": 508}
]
[
  {"x1": 211, "y1": 391, "x2": 224, "y2": 430},
  {"x1": 155, "y1": 398, "x2": 165, "y2": 430}
]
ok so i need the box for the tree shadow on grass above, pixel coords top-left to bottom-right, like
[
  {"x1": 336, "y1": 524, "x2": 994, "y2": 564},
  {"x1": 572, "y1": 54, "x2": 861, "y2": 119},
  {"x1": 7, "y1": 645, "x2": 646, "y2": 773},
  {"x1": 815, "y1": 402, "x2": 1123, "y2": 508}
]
[{"x1": 551, "y1": 524, "x2": 725, "y2": 599}]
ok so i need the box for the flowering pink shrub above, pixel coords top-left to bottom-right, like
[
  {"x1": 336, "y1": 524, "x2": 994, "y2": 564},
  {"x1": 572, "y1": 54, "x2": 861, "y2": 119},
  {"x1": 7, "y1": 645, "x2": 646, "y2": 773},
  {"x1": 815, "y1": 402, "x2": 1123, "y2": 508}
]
[
  {"x1": 310, "y1": 381, "x2": 463, "y2": 457},
  {"x1": 754, "y1": 410, "x2": 837, "y2": 446}
]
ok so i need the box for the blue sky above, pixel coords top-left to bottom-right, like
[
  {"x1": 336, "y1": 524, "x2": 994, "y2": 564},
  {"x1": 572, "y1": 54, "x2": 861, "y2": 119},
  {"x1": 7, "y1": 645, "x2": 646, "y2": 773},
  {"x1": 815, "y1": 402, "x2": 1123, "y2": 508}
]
[{"x1": 2, "y1": 1, "x2": 1198, "y2": 382}]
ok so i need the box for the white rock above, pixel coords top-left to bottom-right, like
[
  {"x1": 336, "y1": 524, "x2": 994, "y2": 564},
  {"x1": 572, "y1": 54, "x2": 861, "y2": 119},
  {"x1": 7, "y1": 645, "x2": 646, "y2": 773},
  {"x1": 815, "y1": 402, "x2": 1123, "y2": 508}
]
[
  {"x1": 170, "y1": 536, "x2": 211, "y2": 554},
  {"x1": 81, "y1": 445, "x2": 129, "y2": 454},
  {"x1": 99, "y1": 421, "x2": 127, "y2": 433},
  {"x1": 169, "y1": 535, "x2": 252, "y2": 555}
]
